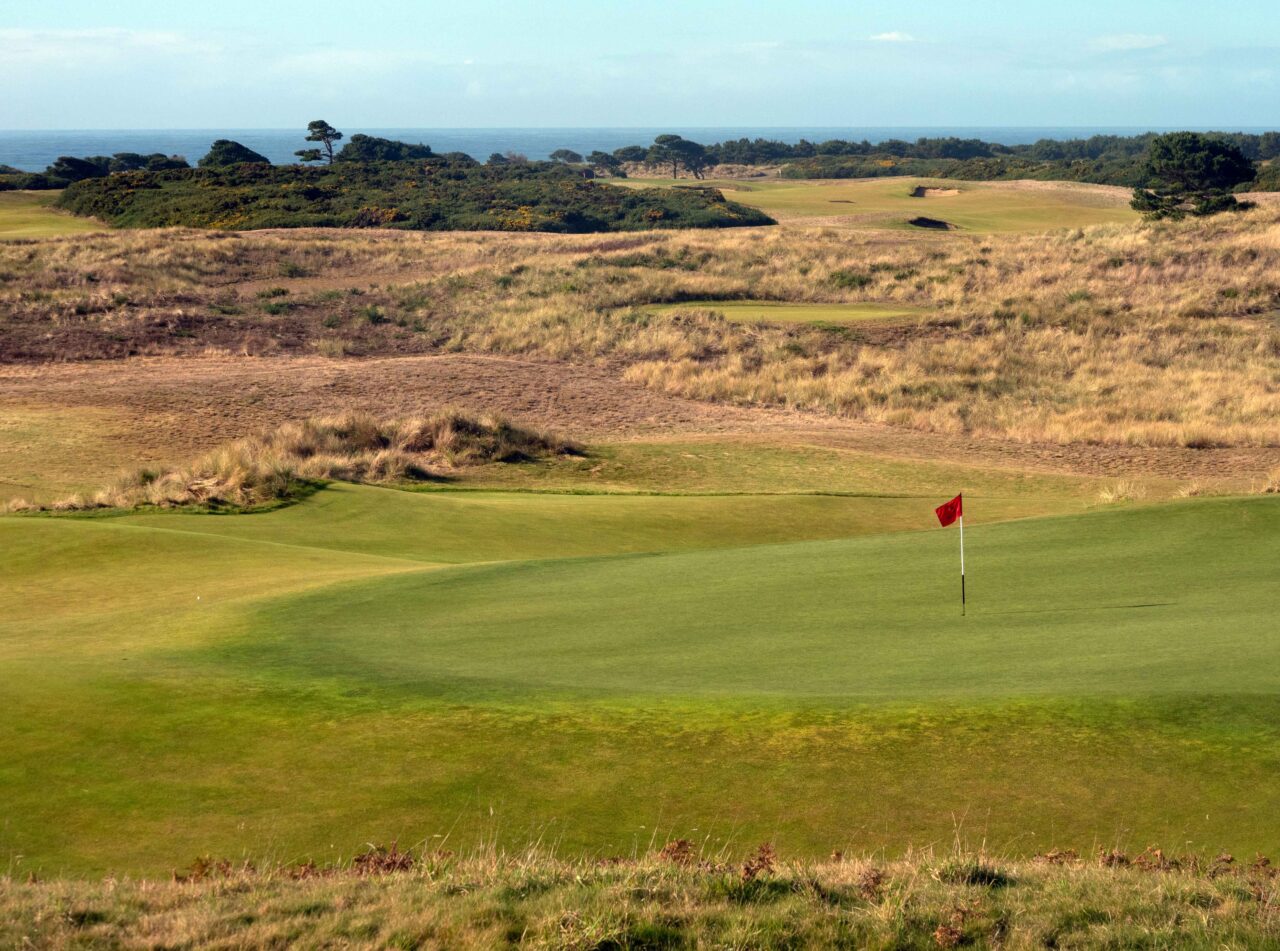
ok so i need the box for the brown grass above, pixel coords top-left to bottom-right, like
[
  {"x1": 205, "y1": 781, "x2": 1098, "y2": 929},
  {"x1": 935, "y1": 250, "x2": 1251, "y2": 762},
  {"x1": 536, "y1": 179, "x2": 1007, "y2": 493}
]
[
  {"x1": 12, "y1": 410, "x2": 576, "y2": 511},
  {"x1": 2, "y1": 843, "x2": 1276, "y2": 949},
  {"x1": 4, "y1": 203, "x2": 1280, "y2": 447}
]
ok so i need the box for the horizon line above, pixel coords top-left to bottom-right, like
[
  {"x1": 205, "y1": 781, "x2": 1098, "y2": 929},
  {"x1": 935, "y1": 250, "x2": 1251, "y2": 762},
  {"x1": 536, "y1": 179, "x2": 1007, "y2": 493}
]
[{"x1": 4, "y1": 123, "x2": 1279, "y2": 134}]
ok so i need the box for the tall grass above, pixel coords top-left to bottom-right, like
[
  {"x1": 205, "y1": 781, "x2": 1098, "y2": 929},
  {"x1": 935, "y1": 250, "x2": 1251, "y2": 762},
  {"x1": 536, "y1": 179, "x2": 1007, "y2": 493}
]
[
  {"x1": 3, "y1": 844, "x2": 1275, "y2": 949},
  {"x1": 14, "y1": 410, "x2": 577, "y2": 511}
]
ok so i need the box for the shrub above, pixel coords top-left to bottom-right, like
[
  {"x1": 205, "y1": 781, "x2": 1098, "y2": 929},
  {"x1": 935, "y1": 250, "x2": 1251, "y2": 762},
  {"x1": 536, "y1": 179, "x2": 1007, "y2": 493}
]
[
  {"x1": 198, "y1": 140, "x2": 271, "y2": 167},
  {"x1": 829, "y1": 269, "x2": 872, "y2": 289},
  {"x1": 335, "y1": 134, "x2": 433, "y2": 163},
  {"x1": 57, "y1": 161, "x2": 775, "y2": 234}
]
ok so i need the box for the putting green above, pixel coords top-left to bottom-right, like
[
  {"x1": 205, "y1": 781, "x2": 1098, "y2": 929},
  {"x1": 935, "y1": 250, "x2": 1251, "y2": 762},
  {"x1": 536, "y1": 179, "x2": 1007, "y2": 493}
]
[
  {"x1": 0, "y1": 190, "x2": 104, "y2": 239},
  {"x1": 2, "y1": 484, "x2": 1279, "y2": 874},
  {"x1": 649, "y1": 300, "x2": 924, "y2": 325},
  {"x1": 617, "y1": 177, "x2": 1137, "y2": 233}
]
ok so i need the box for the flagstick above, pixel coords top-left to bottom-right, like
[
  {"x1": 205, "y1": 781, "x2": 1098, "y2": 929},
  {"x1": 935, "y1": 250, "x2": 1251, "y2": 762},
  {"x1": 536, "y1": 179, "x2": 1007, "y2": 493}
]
[{"x1": 959, "y1": 514, "x2": 966, "y2": 616}]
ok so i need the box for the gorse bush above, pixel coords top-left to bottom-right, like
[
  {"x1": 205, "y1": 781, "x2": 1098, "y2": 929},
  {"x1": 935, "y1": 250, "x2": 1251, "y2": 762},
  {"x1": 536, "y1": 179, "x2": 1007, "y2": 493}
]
[
  {"x1": 56, "y1": 160, "x2": 775, "y2": 233},
  {"x1": 30, "y1": 410, "x2": 579, "y2": 511}
]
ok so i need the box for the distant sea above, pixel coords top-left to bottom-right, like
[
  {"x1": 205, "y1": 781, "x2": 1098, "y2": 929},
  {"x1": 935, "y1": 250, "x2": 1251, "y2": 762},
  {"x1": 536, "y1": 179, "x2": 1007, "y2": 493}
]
[{"x1": 3, "y1": 126, "x2": 1276, "y2": 172}]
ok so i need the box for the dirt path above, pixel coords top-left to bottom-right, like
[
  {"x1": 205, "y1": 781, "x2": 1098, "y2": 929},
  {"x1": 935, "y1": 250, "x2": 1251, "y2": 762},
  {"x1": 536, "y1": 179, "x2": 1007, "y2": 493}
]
[{"x1": 2, "y1": 354, "x2": 1276, "y2": 486}]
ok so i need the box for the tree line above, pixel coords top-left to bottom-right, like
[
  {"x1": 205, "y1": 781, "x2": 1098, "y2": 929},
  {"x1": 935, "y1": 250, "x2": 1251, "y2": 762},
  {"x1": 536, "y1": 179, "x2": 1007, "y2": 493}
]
[{"x1": 5, "y1": 121, "x2": 1279, "y2": 197}]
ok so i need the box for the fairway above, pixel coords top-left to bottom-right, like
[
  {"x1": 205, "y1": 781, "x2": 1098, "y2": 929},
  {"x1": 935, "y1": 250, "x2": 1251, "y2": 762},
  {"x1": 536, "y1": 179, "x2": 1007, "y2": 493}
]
[
  {"x1": 3, "y1": 482, "x2": 1279, "y2": 874},
  {"x1": 618, "y1": 177, "x2": 1137, "y2": 232},
  {"x1": 647, "y1": 300, "x2": 926, "y2": 325},
  {"x1": 0, "y1": 190, "x2": 104, "y2": 238}
]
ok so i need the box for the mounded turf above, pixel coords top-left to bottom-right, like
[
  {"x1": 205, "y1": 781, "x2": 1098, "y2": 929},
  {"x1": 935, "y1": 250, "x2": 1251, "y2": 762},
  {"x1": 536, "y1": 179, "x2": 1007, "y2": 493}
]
[
  {"x1": 648, "y1": 300, "x2": 925, "y2": 325},
  {"x1": 618, "y1": 177, "x2": 1137, "y2": 233},
  {"x1": 0, "y1": 190, "x2": 104, "y2": 238},
  {"x1": 2, "y1": 483, "x2": 1278, "y2": 875}
]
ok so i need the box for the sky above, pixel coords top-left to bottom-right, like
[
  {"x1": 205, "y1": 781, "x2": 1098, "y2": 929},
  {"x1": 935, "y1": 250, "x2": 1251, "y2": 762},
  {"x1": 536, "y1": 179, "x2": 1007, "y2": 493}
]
[{"x1": 2, "y1": 0, "x2": 1277, "y2": 129}]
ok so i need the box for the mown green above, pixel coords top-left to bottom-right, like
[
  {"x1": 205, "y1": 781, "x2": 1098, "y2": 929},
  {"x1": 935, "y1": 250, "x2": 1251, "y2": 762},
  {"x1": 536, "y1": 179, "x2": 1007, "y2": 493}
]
[{"x1": 2, "y1": 477, "x2": 1277, "y2": 875}]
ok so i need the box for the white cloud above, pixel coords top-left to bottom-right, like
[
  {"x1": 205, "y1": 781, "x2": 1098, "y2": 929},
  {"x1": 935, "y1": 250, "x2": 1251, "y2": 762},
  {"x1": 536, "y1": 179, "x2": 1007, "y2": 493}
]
[
  {"x1": 870, "y1": 31, "x2": 916, "y2": 43},
  {"x1": 1090, "y1": 33, "x2": 1168, "y2": 52},
  {"x1": 0, "y1": 27, "x2": 219, "y2": 65}
]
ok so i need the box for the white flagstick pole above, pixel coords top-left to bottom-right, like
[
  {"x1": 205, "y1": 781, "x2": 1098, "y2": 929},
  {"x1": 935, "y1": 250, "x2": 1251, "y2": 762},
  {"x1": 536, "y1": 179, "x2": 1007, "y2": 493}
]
[{"x1": 959, "y1": 509, "x2": 966, "y2": 617}]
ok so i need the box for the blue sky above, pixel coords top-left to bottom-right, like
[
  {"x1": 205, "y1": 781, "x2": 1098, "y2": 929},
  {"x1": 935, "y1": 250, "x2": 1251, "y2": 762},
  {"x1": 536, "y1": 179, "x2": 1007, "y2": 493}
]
[{"x1": 2, "y1": 0, "x2": 1277, "y2": 129}]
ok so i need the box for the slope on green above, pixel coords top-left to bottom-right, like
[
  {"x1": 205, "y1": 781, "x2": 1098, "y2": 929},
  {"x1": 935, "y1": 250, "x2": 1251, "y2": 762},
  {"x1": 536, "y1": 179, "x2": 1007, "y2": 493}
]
[
  {"x1": 115, "y1": 481, "x2": 1078, "y2": 564},
  {"x1": 2, "y1": 490, "x2": 1278, "y2": 874}
]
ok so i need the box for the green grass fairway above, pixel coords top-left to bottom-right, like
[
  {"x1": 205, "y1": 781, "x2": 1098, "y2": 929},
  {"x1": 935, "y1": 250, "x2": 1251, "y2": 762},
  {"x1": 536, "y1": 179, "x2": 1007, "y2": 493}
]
[
  {"x1": 3, "y1": 481, "x2": 1279, "y2": 875},
  {"x1": 617, "y1": 177, "x2": 1137, "y2": 232},
  {"x1": 0, "y1": 191, "x2": 104, "y2": 238},
  {"x1": 648, "y1": 300, "x2": 925, "y2": 325}
]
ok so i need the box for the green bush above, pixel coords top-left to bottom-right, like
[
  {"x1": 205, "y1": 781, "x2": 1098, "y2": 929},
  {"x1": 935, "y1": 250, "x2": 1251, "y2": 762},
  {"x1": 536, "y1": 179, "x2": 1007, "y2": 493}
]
[
  {"x1": 335, "y1": 134, "x2": 433, "y2": 163},
  {"x1": 199, "y1": 140, "x2": 271, "y2": 167},
  {"x1": 57, "y1": 160, "x2": 775, "y2": 233},
  {"x1": 829, "y1": 269, "x2": 872, "y2": 289}
]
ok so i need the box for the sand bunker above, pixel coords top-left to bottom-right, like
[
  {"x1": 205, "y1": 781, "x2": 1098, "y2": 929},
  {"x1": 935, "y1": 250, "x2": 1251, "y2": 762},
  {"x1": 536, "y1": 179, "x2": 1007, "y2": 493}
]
[{"x1": 910, "y1": 186, "x2": 961, "y2": 198}]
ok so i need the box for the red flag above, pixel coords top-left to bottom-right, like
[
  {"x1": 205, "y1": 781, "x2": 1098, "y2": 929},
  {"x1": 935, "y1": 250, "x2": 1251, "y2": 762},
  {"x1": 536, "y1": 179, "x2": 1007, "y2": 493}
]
[{"x1": 935, "y1": 494, "x2": 962, "y2": 527}]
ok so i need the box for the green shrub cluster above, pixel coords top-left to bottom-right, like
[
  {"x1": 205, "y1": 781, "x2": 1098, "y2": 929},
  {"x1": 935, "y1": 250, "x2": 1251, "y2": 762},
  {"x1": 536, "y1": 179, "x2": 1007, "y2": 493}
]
[
  {"x1": 56, "y1": 160, "x2": 775, "y2": 232},
  {"x1": 0, "y1": 152, "x2": 190, "y2": 191}
]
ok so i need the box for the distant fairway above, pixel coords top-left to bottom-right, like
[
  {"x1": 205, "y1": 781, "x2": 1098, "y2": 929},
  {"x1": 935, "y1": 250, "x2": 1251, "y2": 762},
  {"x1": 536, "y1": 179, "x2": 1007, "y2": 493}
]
[
  {"x1": 3, "y1": 479, "x2": 1279, "y2": 874},
  {"x1": 0, "y1": 190, "x2": 104, "y2": 238},
  {"x1": 617, "y1": 177, "x2": 1138, "y2": 232},
  {"x1": 648, "y1": 300, "x2": 925, "y2": 325}
]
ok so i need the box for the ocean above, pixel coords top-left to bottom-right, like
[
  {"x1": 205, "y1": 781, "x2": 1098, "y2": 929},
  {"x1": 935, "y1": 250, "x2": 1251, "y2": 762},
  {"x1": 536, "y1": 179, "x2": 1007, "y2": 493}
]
[{"x1": 3, "y1": 126, "x2": 1272, "y2": 172}]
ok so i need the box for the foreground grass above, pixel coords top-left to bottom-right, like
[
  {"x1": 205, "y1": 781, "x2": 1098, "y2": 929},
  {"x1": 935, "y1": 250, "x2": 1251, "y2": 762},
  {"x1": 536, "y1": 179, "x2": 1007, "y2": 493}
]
[
  {"x1": 0, "y1": 190, "x2": 102, "y2": 238},
  {"x1": 4, "y1": 848, "x2": 1277, "y2": 949},
  {"x1": 3, "y1": 491, "x2": 1280, "y2": 873}
]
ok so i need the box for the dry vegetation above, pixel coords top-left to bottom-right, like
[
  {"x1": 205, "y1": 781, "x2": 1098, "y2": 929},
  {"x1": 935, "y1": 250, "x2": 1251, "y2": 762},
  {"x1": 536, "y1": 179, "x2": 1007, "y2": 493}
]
[
  {"x1": 4, "y1": 844, "x2": 1277, "y2": 949},
  {"x1": 3, "y1": 204, "x2": 1280, "y2": 447},
  {"x1": 9, "y1": 410, "x2": 576, "y2": 511}
]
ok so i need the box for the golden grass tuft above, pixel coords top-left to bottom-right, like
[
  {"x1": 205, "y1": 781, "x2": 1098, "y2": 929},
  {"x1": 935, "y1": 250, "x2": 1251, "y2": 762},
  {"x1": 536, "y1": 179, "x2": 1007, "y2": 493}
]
[
  {"x1": 30, "y1": 410, "x2": 578, "y2": 511},
  {"x1": 1096, "y1": 480, "x2": 1148, "y2": 505}
]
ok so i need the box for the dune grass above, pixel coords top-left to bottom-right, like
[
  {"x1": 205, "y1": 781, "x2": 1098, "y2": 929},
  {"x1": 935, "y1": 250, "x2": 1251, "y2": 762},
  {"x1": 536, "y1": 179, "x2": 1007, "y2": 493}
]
[
  {"x1": 617, "y1": 177, "x2": 1138, "y2": 232},
  {"x1": 5, "y1": 205, "x2": 1280, "y2": 446},
  {"x1": 0, "y1": 190, "x2": 103, "y2": 238},
  {"x1": 3, "y1": 487, "x2": 1279, "y2": 875}
]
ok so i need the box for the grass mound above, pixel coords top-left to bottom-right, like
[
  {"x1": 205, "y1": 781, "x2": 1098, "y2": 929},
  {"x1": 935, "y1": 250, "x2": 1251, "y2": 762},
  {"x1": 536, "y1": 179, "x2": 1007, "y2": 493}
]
[{"x1": 27, "y1": 410, "x2": 578, "y2": 511}]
